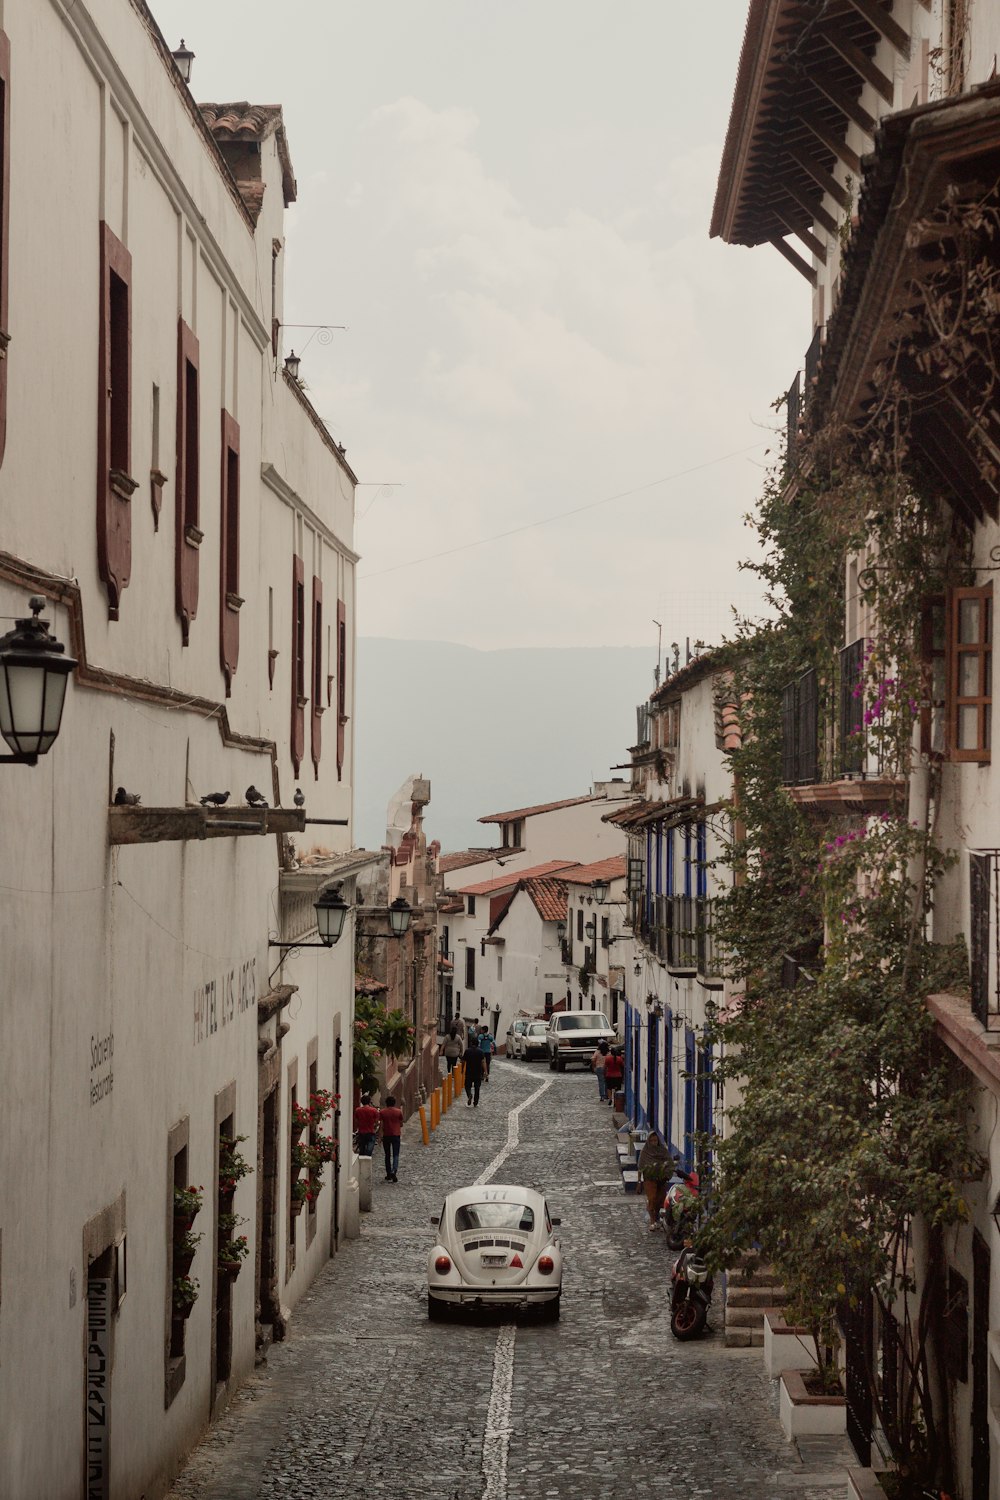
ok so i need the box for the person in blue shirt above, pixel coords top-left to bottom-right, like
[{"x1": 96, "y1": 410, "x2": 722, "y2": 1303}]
[{"x1": 477, "y1": 1024, "x2": 496, "y2": 1080}]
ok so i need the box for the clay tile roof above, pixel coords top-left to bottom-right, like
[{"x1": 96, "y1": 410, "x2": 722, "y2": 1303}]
[
  {"x1": 650, "y1": 650, "x2": 720, "y2": 703},
  {"x1": 199, "y1": 102, "x2": 297, "y2": 219},
  {"x1": 457, "y1": 859, "x2": 580, "y2": 898},
  {"x1": 478, "y1": 795, "x2": 598, "y2": 824},
  {"x1": 562, "y1": 855, "x2": 627, "y2": 886},
  {"x1": 526, "y1": 877, "x2": 570, "y2": 924},
  {"x1": 438, "y1": 847, "x2": 521, "y2": 875},
  {"x1": 438, "y1": 899, "x2": 464, "y2": 915}
]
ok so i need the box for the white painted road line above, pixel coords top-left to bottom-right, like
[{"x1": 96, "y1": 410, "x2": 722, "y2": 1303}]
[
  {"x1": 475, "y1": 1076, "x2": 554, "y2": 1187},
  {"x1": 481, "y1": 1322, "x2": 517, "y2": 1500}
]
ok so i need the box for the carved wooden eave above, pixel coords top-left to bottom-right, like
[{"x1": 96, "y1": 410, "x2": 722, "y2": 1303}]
[
  {"x1": 810, "y1": 78, "x2": 1000, "y2": 525},
  {"x1": 788, "y1": 776, "x2": 907, "y2": 818},
  {"x1": 108, "y1": 804, "x2": 306, "y2": 845},
  {"x1": 711, "y1": 0, "x2": 908, "y2": 274}
]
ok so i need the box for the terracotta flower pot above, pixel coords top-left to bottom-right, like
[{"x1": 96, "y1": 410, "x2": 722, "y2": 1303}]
[
  {"x1": 173, "y1": 1299, "x2": 196, "y2": 1321},
  {"x1": 290, "y1": 1197, "x2": 305, "y2": 1216},
  {"x1": 173, "y1": 1250, "x2": 196, "y2": 1277},
  {"x1": 217, "y1": 1260, "x2": 242, "y2": 1280}
]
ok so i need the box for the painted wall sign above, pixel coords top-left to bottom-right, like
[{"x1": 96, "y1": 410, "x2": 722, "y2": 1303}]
[
  {"x1": 193, "y1": 957, "x2": 257, "y2": 1045},
  {"x1": 89, "y1": 1030, "x2": 114, "y2": 1107},
  {"x1": 86, "y1": 1278, "x2": 112, "y2": 1500}
]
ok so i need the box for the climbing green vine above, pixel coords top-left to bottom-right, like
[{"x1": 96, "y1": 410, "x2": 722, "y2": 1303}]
[{"x1": 700, "y1": 420, "x2": 981, "y2": 1495}]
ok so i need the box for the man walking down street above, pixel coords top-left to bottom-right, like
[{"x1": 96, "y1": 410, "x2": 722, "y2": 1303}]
[
  {"x1": 478, "y1": 1023, "x2": 496, "y2": 1081},
  {"x1": 379, "y1": 1095, "x2": 404, "y2": 1181},
  {"x1": 463, "y1": 1037, "x2": 484, "y2": 1107},
  {"x1": 353, "y1": 1094, "x2": 378, "y2": 1157}
]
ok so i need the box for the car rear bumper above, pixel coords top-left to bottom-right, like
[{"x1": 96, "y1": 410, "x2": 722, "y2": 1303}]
[{"x1": 429, "y1": 1286, "x2": 560, "y2": 1308}]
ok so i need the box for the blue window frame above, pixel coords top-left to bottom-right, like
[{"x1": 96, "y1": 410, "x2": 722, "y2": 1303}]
[
  {"x1": 647, "y1": 1014, "x2": 659, "y2": 1132},
  {"x1": 645, "y1": 824, "x2": 654, "y2": 927},
  {"x1": 655, "y1": 821, "x2": 663, "y2": 894},
  {"x1": 683, "y1": 1029, "x2": 696, "y2": 1170},
  {"x1": 696, "y1": 1041, "x2": 714, "y2": 1175},
  {"x1": 664, "y1": 1009, "x2": 674, "y2": 1152},
  {"x1": 683, "y1": 824, "x2": 693, "y2": 897},
  {"x1": 665, "y1": 825, "x2": 674, "y2": 896},
  {"x1": 696, "y1": 821, "x2": 708, "y2": 898}
]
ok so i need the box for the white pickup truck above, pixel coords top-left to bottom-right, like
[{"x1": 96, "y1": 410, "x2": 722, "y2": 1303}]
[{"x1": 546, "y1": 1011, "x2": 616, "y2": 1071}]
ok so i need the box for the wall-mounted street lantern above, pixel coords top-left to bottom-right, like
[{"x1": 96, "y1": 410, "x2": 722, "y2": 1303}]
[
  {"x1": 387, "y1": 895, "x2": 412, "y2": 938},
  {"x1": 284, "y1": 350, "x2": 302, "y2": 382},
  {"x1": 0, "y1": 597, "x2": 77, "y2": 765},
  {"x1": 556, "y1": 922, "x2": 566, "y2": 942},
  {"x1": 171, "y1": 39, "x2": 195, "y2": 84},
  {"x1": 592, "y1": 878, "x2": 611, "y2": 905},
  {"x1": 270, "y1": 883, "x2": 350, "y2": 950}
]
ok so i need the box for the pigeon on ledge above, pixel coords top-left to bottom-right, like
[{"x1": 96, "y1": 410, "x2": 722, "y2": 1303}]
[
  {"x1": 293, "y1": 788, "x2": 305, "y2": 808},
  {"x1": 200, "y1": 791, "x2": 230, "y2": 806},
  {"x1": 113, "y1": 787, "x2": 141, "y2": 806},
  {"x1": 245, "y1": 785, "x2": 269, "y2": 808}
]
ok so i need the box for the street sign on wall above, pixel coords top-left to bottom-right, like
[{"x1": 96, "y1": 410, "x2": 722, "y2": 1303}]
[{"x1": 86, "y1": 1278, "x2": 112, "y2": 1500}]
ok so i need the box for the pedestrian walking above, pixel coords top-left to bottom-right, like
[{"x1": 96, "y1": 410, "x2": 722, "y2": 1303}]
[
  {"x1": 604, "y1": 1046, "x2": 624, "y2": 1107},
  {"x1": 591, "y1": 1039, "x2": 610, "y2": 1102},
  {"x1": 442, "y1": 1025, "x2": 463, "y2": 1073},
  {"x1": 353, "y1": 1094, "x2": 378, "y2": 1157},
  {"x1": 463, "y1": 1038, "x2": 484, "y2": 1107},
  {"x1": 379, "y1": 1095, "x2": 404, "y2": 1181},
  {"x1": 478, "y1": 1023, "x2": 496, "y2": 1080},
  {"x1": 452, "y1": 1013, "x2": 467, "y2": 1046},
  {"x1": 638, "y1": 1130, "x2": 672, "y2": 1232}
]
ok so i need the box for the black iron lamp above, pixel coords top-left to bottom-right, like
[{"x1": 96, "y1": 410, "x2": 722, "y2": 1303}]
[
  {"x1": 592, "y1": 877, "x2": 611, "y2": 905},
  {"x1": 556, "y1": 921, "x2": 566, "y2": 942},
  {"x1": 270, "y1": 883, "x2": 349, "y2": 950},
  {"x1": 992, "y1": 1193, "x2": 1000, "y2": 1238},
  {"x1": 584, "y1": 918, "x2": 597, "y2": 940},
  {"x1": 387, "y1": 895, "x2": 412, "y2": 938},
  {"x1": 284, "y1": 350, "x2": 301, "y2": 382},
  {"x1": 0, "y1": 598, "x2": 77, "y2": 765},
  {"x1": 172, "y1": 39, "x2": 195, "y2": 83}
]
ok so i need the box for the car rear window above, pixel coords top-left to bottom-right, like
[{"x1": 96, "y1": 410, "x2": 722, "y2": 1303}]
[{"x1": 455, "y1": 1203, "x2": 535, "y2": 1232}]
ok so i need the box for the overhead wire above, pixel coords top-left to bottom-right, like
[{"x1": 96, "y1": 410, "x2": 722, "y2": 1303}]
[{"x1": 359, "y1": 440, "x2": 769, "y2": 580}]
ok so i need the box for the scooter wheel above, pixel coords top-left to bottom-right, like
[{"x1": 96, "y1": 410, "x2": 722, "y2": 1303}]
[
  {"x1": 666, "y1": 1232, "x2": 686, "y2": 1251},
  {"x1": 670, "y1": 1300, "x2": 707, "y2": 1340}
]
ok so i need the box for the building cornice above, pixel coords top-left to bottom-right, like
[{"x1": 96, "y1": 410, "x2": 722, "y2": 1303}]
[{"x1": 260, "y1": 462, "x2": 360, "y2": 563}]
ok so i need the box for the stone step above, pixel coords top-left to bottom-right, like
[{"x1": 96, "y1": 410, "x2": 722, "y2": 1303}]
[
  {"x1": 726, "y1": 1285, "x2": 789, "y2": 1309},
  {"x1": 725, "y1": 1306, "x2": 781, "y2": 1329}
]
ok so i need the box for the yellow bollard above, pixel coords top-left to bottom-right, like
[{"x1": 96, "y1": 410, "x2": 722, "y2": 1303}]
[
  {"x1": 444, "y1": 1073, "x2": 452, "y2": 1110},
  {"x1": 429, "y1": 1092, "x2": 437, "y2": 1132},
  {"x1": 418, "y1": 1105, "x2": 430, "y2": 1145},
  {"x1": 441, "y1": 1075, "x2": 449, "y2": 1112},
  {"x1": 434, "y1": 1086, "x2": 443, "y2": 1127}
]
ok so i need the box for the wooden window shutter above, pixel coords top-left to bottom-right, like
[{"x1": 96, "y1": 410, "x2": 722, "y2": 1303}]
[
  {"x1": 175, "y1": 319, "x2": 201, "y2": 644},
  {"x1": 311, "y1": 577, "x2": 323, "y2": 777},
  {"x1": 336, "y1": 597, "x2": 347, "y2": 781},
  {"x1": 291, "y1": 556, "x2": 306, "y2": 775},
  {"x1": 949, "y1": 584, "x2": 992, "y2": 763},
  {"x1": 97, "y1": 223, "x2": 134, "y2": 619},
  {"x1": 219, "y1": 411, "x2": 241, "y2": 694}
]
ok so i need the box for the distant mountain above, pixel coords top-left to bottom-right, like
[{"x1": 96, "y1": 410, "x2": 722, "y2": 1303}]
[{"x1": 354, "y1": 638, "x2": 653, "y2": 852}]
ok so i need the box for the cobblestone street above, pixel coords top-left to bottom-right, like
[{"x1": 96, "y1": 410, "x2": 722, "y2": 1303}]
[{"x1": 168, "y1": 1061, "x2": 851, "y2": 1500}]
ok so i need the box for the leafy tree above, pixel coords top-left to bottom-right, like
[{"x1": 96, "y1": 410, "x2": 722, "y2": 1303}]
[{"x1": 353, "y1": 993, "x2": 414, "y2": 1092}]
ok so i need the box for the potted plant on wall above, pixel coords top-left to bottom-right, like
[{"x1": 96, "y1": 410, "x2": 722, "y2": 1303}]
[
  {"x1": 291, "y1": 1101, "x2": 312, "y2": 1139},
  {"x1": 290, "y1": 1177, "x2": 309, "y2": 1216},
  {"x1": 172, "y1": 1275, "x2": 200, "y2": 1319},
  {"x1": 219, "y1": 1134, "x2": 253, "y2": 1195},
  {"x1": 173, "y1": 1184, "x2": 203, "y2": 1234},
  {"x1": 217, "y1": 1234, "x2": 250, "y2": 1280},
  {"x1": 173, "y1": 1229, "x2": 202, "y2": 1277}
]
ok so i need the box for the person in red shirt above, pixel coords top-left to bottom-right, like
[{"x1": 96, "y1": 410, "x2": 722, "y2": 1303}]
[
  {"x1": 379, "y1": 1095, "x2": 404, "y2": 1182},
  {"x1": 353, "y1": 1095, "x2": 378, "y2": 1157},
  {"x1": 604, "y1": 1047, "x2": 624, "y2": 1108}
]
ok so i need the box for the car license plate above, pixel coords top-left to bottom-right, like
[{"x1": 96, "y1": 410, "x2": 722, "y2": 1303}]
[{"x1": 482, "y1": 1254, "x2": 506, "y2": 1267}]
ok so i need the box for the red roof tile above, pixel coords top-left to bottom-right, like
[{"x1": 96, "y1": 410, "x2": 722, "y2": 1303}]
[
  {"x1": 456, "y1": 859, "x2": 580, "y2": 898},
  {"x1": 562, "y1": 855, "x2": 627, "y2": 886},
  {"x1": 199, "y1": 102, "x2": 297, "y2": 221},
  {"x1": 526, "y1": 877, "x2": 570, "y2": 923},
  {"x1": 438, "y1": 847, "x2": 521, "y2": 875},
  {"x1": 478, "y1": 795, "x2": 598, "y2": 824}
]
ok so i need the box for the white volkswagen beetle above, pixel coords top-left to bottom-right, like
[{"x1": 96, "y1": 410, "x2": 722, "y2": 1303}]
[{"x1": 426, "y1": 1184, "x2": 562, "y2": 1320}]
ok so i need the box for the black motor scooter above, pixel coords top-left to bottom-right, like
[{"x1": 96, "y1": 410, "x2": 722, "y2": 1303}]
[{"x1": 669, "y1": 1244, "x2": 713, "y2": 1340}]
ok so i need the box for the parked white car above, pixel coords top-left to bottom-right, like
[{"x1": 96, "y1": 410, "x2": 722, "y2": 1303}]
[
  {"x1": 546, "y1": 1010, "x2": 615, "y2": 1071},
  {"x1": 505, "y1": 1017, "x2": 529, "y2": 1055},
  {"x1": 427, "y1": 1184, "x2": 562, "y2": 1320},
  {"x1": 518, "y1": 1020, "x2": 550, "y2": 1061}
]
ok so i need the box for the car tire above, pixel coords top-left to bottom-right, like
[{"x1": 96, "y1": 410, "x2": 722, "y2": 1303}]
[
  {"x1": 548, "y1": 1052, "x2": 557, "y2": 1072},
  {"x1": 539, "y1": 1295, "x2": 560, "y2": 1323},
  {"x1": 427, "y1": 1295, "x2": 447, "y2": 1322},
  {"x1": 556, "y1": 1056, "x2": 566, "y2": 1072}
]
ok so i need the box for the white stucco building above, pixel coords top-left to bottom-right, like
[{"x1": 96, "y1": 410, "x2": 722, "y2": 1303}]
[{"x1": 0, "y1": 5, "x2": 367, "y2": 1496}]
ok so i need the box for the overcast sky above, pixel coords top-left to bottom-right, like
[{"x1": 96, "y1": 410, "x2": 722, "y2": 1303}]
[{"x1": 152, "y1": 1, "x2": 808, "y2": 658}]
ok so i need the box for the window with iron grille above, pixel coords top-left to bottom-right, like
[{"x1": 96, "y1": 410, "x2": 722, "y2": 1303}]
[
  {"x1": 839, "y1": 638, "x2": 865, "y2": 774},
  {"x1": 781, "y1": 668, "x2": 819, "y2": 785},
  {"x1": 465, "y1": 947, "x2": 475, "y2": 989}
]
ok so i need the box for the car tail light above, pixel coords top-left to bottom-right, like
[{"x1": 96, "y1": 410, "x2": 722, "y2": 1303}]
[
  {"x1": 434, "y1": 1255, "x2": 451, "y2": 1275},
  {"x1": 510, "y1": 1253, "x2": 523, "y2": 1268},
  {"x1": 537, "y1": 1255, "x2": 555, "y2": 1275}
]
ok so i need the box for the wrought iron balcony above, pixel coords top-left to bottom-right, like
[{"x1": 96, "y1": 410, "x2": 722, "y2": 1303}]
[
  {"x1": 970, "y1": 850, "x2": 1000, "y2": 1031},
  {"x1": 781, "y1": 668, "x2": 820, "y2": 786},
  {"x1": 696, "y1": 898, "x2": 722, "y2": 980}
]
